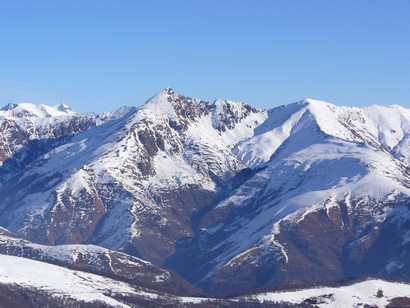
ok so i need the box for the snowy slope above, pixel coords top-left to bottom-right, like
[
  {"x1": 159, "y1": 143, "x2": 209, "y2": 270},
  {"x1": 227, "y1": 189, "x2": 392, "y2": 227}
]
[
  {"x1": 244, "y1": 279, "x2": 410, "y2": 307},
  {"x1": 0, "y1": 228, "x2": 196, "y2": 295},
  {"x1": 235, "y1": 99, "x2": 410, "y2": 168},
  {"x1": 168, "y1": 98, "x2": 410, "y2": 293},
  {"x1": 0, "y1": 254, "x2": 146, "y2": 307}
]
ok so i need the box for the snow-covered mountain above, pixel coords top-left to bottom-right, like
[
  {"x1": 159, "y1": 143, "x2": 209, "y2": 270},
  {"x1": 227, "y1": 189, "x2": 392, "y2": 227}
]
[
  {"x1": 1, "y1": 88, "x2": 410, "y2": 298},
  {"x1": 0, "y1": 88, "x2": 265, "y2": 264},
  {"x1": 169, "y1": 99, "x2": 410, "y2": 293}
]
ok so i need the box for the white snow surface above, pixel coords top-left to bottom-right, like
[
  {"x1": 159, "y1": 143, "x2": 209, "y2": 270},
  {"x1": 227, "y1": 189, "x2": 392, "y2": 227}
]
[
  {"x1": 180, "y1": 279, "x2": 410, "y2": 306},
  {"x1": 235, "y1": 99, "x2": 410, "y2": 168},
  {"x1": 0, "y1": 102, "x2": 77, "y2": 118},
  {"x1": 0, "y1": 254, "x2": 145, "y2": 307},
  {"x1": 0, "y1": 233, "x2": 154, "y2": 267},
  {"x1": 247, "y1": 279, "x2": 410, "y2": 307}
]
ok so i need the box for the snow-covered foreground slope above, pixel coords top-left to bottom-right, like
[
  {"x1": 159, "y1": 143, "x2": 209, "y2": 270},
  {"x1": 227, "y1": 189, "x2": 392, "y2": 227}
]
[
  {"x1": 0, "y1": 227, "x2": 196, "y2": 294},
  {"x1": 0, "y1": 254, "x2": 152, "y2": 307},
  {"x1": 1, "y1": 253, "x2": 409, "y2": 307},
  {"x1": 243, "y1": 279, "x2": 410, "y2": 307},
  {"x1": 1, "y1": 90, "x2": 410, "y2": 296}
]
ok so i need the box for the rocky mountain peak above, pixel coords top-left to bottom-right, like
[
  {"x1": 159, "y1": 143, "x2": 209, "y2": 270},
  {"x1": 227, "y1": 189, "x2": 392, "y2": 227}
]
[{"x1": 163, "y1": 87, "x2": 175, "y2": 95}]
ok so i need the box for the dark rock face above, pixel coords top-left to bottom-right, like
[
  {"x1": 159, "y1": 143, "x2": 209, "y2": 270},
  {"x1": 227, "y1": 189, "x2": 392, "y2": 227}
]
[{"x1": 1, "y1": 91, "x2": 410, "y2": 296}]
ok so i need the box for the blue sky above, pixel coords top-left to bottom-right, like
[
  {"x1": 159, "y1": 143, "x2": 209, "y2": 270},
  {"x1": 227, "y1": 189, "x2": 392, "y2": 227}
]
[{"x1": 1, "y1": 1, "x2": 409, "y2": 113}]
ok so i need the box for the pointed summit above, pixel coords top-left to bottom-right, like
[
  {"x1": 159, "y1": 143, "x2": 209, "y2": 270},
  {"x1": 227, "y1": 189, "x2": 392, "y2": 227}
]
[
  {"x1": 53, "y1": 103, "x2": 74, "y2": 114},
  {"x1": 163, "y1": 87, "x2": 175, "y2": 95}
]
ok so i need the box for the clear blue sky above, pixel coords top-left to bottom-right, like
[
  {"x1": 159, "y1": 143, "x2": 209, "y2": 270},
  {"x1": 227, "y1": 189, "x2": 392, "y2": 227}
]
[{"x1": 1, "y1": 0, "x2": 409, "y2": 113}]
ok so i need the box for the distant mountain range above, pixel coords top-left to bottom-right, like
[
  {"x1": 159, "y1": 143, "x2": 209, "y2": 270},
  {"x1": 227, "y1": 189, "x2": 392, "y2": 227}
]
[{"x1": 0, "y1": 88, "x2": 410, "y2": 305}]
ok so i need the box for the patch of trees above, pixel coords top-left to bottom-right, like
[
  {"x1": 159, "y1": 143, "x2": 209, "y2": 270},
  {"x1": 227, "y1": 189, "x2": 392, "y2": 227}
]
[{"x1": 0, "y1": 283, "x2": 111, "y2": 308}]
